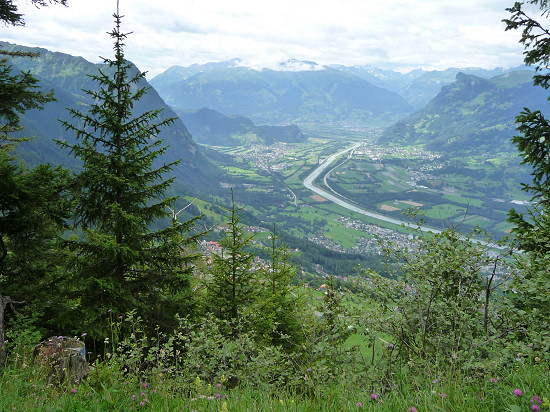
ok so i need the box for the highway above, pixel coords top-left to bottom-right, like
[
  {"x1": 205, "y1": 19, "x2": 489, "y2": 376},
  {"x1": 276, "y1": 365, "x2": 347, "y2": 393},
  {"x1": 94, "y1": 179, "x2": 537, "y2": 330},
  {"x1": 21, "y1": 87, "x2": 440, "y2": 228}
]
[
  {"x1": 301, "y1": 143, "x2": 509, "y2": 250},
  {"x1": 302, "y1": 142, "x2": 443, "y2": 234}
]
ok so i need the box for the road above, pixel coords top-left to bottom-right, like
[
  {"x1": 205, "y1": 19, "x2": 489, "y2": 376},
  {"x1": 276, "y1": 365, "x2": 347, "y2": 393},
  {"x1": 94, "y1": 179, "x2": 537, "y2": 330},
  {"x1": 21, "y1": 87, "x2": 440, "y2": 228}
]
[
  {"x1": 302, "y1": 142, "x2": 443, "y2": 234},
  {"x1": 301, "y1": 143, "x2": 509, "y2": 250}
]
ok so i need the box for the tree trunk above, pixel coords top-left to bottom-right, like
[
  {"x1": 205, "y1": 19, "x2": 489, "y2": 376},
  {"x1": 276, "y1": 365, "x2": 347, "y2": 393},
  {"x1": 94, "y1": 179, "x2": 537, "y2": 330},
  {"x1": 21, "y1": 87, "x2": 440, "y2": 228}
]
[{"x1": 0, "y1": 295, "x2": 10, "y2": 366}]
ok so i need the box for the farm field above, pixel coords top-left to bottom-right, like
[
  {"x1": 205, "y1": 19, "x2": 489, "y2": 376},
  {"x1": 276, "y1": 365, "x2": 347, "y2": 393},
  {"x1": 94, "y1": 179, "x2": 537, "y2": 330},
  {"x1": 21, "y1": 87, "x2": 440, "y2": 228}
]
[{"x1": 201, "y1": 127, "x2": 529, "y2": 266}]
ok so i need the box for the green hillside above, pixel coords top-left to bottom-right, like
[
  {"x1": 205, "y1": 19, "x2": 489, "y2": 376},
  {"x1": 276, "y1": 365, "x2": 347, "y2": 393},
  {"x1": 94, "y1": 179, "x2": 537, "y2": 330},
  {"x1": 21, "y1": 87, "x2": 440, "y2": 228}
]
[
  {"x1": 176, "y1": 107, "x2": 305, "y2": 146},
  {"x1": 0, "y1": 41, "x2": 221, "y2": 192},
  {"x1": 380, "y1": 71, "x2": 548, "y2": 153},
  {"x1": 151, "y1": 64, "x2": 414, "y2": 127}
]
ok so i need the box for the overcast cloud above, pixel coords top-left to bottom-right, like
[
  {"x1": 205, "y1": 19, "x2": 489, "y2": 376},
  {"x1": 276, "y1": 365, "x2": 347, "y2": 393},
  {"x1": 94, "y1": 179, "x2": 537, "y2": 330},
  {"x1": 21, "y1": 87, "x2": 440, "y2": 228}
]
[{"x1": 0, "y1": 0, "x2": 529, "y2": 77}]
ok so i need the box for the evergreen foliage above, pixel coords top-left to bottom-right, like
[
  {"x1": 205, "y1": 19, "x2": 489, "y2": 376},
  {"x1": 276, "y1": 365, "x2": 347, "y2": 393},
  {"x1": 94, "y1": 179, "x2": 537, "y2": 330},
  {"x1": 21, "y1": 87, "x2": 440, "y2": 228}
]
[
  {"x1": 205, "y1": 192, "x2": 257, "y2": 335},
  {"x1": 0, "y1": 52, "x2": 55, "y2": 150},
  {"x1": 0, "y1": 0, "x2": 67, "y2": 27},
  {"x1": 0, "y1": 0, "x2": 70, "y2": 364},
  {"x1": 504, "y1": 0, "x2": 550, "y2": 334},
  {"x1": 57, "y1": 12, "x2": 198, "y2": 338},
  {"x1": 252, "y1": 227, "x2": 302, "y2": 348}
]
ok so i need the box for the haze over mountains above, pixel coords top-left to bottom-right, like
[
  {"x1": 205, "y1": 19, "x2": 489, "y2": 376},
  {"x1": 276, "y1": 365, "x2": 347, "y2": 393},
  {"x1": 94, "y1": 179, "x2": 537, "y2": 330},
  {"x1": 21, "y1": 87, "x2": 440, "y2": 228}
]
[
  {"x1": 380, "y1": 70, "x2": 548, "y2": 153},
  {"x1": 2, "y1": 40, "x2": 543, "y2": 191},
  {"x1": 0, "y1": 41, "x2": 220, "y2": 191}
]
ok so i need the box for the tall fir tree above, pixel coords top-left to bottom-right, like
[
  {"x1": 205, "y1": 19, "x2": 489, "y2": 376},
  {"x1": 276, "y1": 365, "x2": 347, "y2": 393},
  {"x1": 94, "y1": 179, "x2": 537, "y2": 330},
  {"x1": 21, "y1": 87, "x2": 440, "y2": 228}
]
[
  {"x1": 253, "y1": 227, "x2": 301, "y2": 348},
  {"x1": 0, "y1": 0, "x2": 70, "y2": 364},
  {"x1": 205, "y1": 192, "x2": 256, "y2": 336},
  {"x1": 504, "y1": 0, "x2": 550, "y2": 336},
  {"x1": 58, "y1": 11, "x2": 198, "y2": 338}
]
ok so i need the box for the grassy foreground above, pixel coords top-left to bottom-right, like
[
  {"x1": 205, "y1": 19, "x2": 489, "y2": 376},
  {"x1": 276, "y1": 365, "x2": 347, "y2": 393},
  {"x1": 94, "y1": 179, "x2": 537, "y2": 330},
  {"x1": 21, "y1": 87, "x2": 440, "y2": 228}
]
[{"x1": 1, "y1": 352, "x2": 548, "y2": 411}]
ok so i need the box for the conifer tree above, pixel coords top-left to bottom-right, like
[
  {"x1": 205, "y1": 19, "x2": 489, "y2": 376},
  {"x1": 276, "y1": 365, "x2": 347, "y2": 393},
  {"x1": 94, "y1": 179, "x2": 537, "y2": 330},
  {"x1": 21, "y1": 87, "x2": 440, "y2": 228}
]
[
  {"x1": 0, "y1": 0, "x2": 70, "y2": 363},
  {"x1": 58, "y1": 10, "x2": 197, "y2": 337},
  {"x1": 253, "y1": 227, "x2": 301, "y2": 348},
  {"x1": 504, "y1": 0, "x2": 550, "y2": 331},
  {"x1": 205, "y1": 192, "x2": 256, "y2": 336}
]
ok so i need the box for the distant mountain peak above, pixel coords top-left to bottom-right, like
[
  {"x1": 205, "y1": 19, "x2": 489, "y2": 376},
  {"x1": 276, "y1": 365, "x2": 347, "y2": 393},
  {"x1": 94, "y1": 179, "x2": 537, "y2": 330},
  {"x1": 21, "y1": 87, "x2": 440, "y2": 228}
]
[{"x1": 275, "y1": 59, "x2": 324, "y2": 72}]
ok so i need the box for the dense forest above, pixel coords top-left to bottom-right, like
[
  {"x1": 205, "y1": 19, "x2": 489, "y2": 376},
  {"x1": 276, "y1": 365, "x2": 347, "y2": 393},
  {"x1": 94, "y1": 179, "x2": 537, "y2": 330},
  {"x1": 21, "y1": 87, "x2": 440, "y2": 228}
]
[{"x1": 0, "y1": 1, "x2": 549, "y2": 411}]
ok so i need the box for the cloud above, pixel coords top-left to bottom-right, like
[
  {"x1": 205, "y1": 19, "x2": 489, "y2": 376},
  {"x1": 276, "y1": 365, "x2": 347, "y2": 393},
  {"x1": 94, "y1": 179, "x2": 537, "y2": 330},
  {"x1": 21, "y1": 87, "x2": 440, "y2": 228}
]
[{"x1": 0, "y1": 0, "x2": 526, "y2": 76}]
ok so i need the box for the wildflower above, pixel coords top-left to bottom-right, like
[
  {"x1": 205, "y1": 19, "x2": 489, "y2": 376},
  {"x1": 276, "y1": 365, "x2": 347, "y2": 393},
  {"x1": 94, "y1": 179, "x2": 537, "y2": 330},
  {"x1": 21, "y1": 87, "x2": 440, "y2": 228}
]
[
  {"x1": 141, "y1": 391, "x2": 145, "y2": 397},
  {"x1": 71, "y1": 389, "x2": 77, "y2": 394},
  {"x1": 81, "y1": 332, "x2": 87, "y2": 337},
  {"x1": 216, "y1": 383, "x2": 222, "y2": 388},
  {"x1": 433, "y1": 379, "x2": 440, "y2": 383},
  {"x1": 490, "y1": 378, "x2": 497, "y2": 383},
  {"x1": 513, "y1": 389, "x2": 523, "y2": 397},
  {"x1": 222, "y1": 394, "x2": 228, "y2": 400},
  {"x1": 220, "y1": 401, "x2": 228, "y2": 412},
  {"x1": 307, "y1": 368, "x2": 312, "y2": 372},
  {"x1": 440, "y1": 393, "x2": 448, "y2": 398},
  {"x1": 408, "y1": 408, "x2": 418, "y2": 412},
  {"x1": 535, "y1": 357, "x2": 541, "y2": 362},
  {"x1": 132, "y1": 394, "x2": 137, "y2": 401},
  {"x1": 531, "y1": 396, "x2": 542, "y2": 405},
  {"x1": 531, "y1": 405, "x2": 540, "y2": 411},
  {"x1": 142, "y1": 383, "x2": 148, "y2": 388},
  {"x1": 356, "y1": 402, "x2": 363, "y2": 408},
  {"x1": 370, "y1": 394, "x2": 377, "y2": 400},
  {"x1": 216, "y1": 394, "x2": 221, "y2": 399}
]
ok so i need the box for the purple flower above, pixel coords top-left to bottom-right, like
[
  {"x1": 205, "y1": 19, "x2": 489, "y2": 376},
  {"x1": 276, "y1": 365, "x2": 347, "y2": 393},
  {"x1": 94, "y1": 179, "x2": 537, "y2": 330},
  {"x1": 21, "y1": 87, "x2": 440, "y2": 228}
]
[
  {"x1": 513, "y1": 389, "x2": 523, "y2": 397},
  {"x1": 216, "y1": 383, "x2": 222, "y2": 388},
  {"x1": 307, "y1": 368, "x2": 312, "y2": 372},
  {"x1": 140, "y1": 391, "x2": 145, "y2": 397},
  {"x1": 132, "y1": 394, "x2": 137, "y2": 401},
  {"x1": 356, "y1": 402, "x2": 363, "y2": 408},
  {"x1": 222, "y1": 394, "x2": 228, "y2": 400},
  {"x1": 408, "y1": 408, "x2": 418, "y2": 412},
  {"x1": 370, "y1": 394, "x2": 377, "y2": 400},
  {"x1": 440, "y1": 393, "x2": 448, "y2": 398},
  {"x1": 215, "y1": 393, "x2": 221, "y2": 399},
  {"x1": 81, "y1": 332, "x2": 87, "y2": 337},
  {"x1": 433, "y1": 379, "x2": 440, "y2": 383},
  {"x1": 531, "y1": 405, "x2": 540, "y2": 411},
  {"x1": 142, "y1": 383, "x2": 148, "y2": 388},
  {"x1": 531, "y1": 395, "x2": 542, "y2": 405},
  {"x1": 70, "y1": 388, "x2": 77, "y2": 394},
  {"x1": 490, "y1": 378, "x2": 497, "y2": 383}
]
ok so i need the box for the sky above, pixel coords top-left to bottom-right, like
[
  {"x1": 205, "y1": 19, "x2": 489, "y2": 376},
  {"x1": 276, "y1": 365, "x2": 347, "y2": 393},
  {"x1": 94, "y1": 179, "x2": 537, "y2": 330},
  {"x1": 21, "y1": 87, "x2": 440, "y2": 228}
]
[{"x1": 0, "y1": 0, "x2": 530, "y2": 78}]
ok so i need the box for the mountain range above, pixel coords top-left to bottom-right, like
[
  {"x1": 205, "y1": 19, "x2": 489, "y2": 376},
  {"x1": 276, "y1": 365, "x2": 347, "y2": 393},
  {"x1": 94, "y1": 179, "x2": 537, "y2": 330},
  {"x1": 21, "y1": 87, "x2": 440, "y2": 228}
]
[
  {"x1": 151, "y1": 60, "x2": 530, "y2": 123},
  {"x1": 175, "y1": 107, "x2": 304, "y2": 146},
  {"x1": 0, "y1": 41, "x2": 220, "y2": 192},
  {"x1": 3, "y1": 40, "x2": 544, "y2": 172},
  {"x1": 150, "y1": 62, "x2": 415, "y2": 127},
  {"x1": 379, "y1": 70, "x2": 548, "y2": 153}
]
